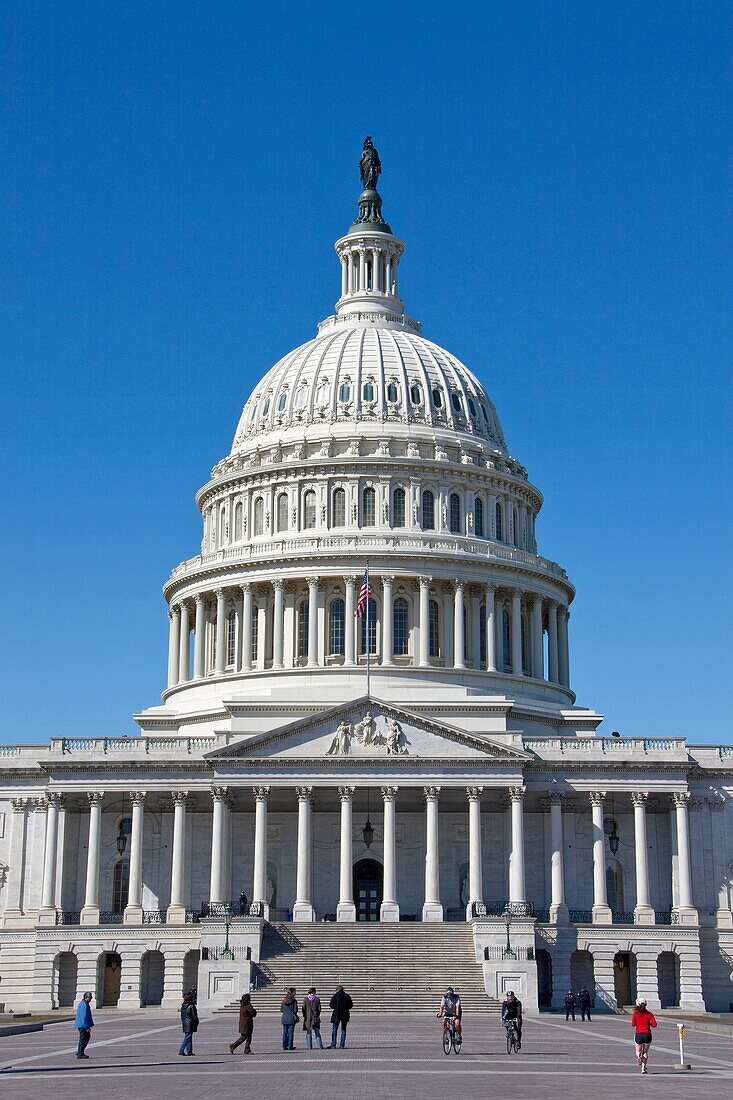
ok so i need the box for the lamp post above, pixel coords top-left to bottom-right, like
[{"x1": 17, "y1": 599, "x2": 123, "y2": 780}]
[
  {"x1": 503, "y1": 906, "x2": 516, "y2": 959},
  {"x1": 221, "y1": 906, "x2": 234, "y2": 960}
]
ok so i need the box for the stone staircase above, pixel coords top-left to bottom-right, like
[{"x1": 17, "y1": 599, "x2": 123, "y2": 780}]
[{"x1": 217, "y1": 922, "x2": 498, "y2": 1014}]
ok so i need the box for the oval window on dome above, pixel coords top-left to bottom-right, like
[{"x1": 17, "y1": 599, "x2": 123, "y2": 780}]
[
  {"x1": 432, "y1": 388, "x2": 443, "y2": 408},
  {"x1": 450, "y1": 392, "x2": 462, "y2": 414},
  {"x1": 277, "y1": 392, "x2": 288, "y2": 412},
  {"x1": 468, "y1": 397, "x2": 476, "y2": 417},
  {"x1": 316, "y1": 382, "x2": 329, "y2": 404},
  {"x1": 338, "y1": 383, "x2": 351, "y2": 403},
  {"x1": 387, "y1": 382, "x2": 399, "y2": 403},
  {"x1": 363, "y1": 382, "x2": 375, "y2": 401},
  {"x1": 262, "y1": 397, "x2": 270, "y2": 416},
  {"x1": 410, "y1": 384, "x2": 422, "y2": 405},
  {"x1": 295, "y1": 388, "x2": 307, "y2": 408}
]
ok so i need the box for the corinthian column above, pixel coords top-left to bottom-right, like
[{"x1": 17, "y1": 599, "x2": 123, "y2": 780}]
[
  {"x1": 418, "y1": 577, "x2": 431, "y2": 667},
  {"x1": 485, "y1": 585, "x2": 497, "y2": 671},
  {"x1": 547, "y1": 601, "x2": 559, "y2": 683},
  {"x1": 422, "y1": 787, "x2": 443, "y2": 921},
  {"x1": 380, "y1": 787, "x2": 399, "y2": 921},
  {"x1": 124, "y1": 792, "x2": 146, "y2": 924},
  {"x1": 508, "y1": 786, "x2": 527, "y2": 907},
  {"x1": 293, "y1": 787, "x2": 315, "y2": 921},
  {"x1": 39, "y1": 793, "x2": 62, "y2": 923},
  {"x1": 167, "y1": 791, "x2": 188, "y2": 924},
  {"x1": 209, "y1": 787, "x2": 227, "y2": 906},
  {"x1": 344, "y1": 576, "x2": 357, "y2": 666},
  {"x1": 178, "y1": 601, "x2": 191, "y2": 682},
  {"x1": 548, "y1": 794, "x2": 568, "y2": 923},
  {"x1": 307, "y1": 577, "x2": 319, "y2": 668},
  {"x1": 3, "y1": 798, "x2": 30, "y2": 920},
  {"x1": 167, "y1": 607, "x2": 181, "y2": 688},
  {"x1": 511, "y1": 590, "x2": 523, "y2": 676},
  {"x1": 252, "y1": 787, "x2": 270, "y2": 916},
  {"x1": 337, "y1": 787, "x2": 356, "y2": 922},
  {"x1": 672, "y1": 792, "x2": 698, "y2": 924},
  {"x1": 241, "y1": 583, "x2": 253, "y2": 671},
  {"x1": 193, "y1": 594, "x2": 206, "y2": 679},
  {"x1": 589, "y1": 791, "x2": 612, "y2": 924},
  {"x1": 214, "y1": 589, "x2": 227, "y2": 674},
  {"x1": 272, "y1": 580, "x2": 285, "y2": 669},
  {"x1": 453, "y1": 581, "x2": 465, "y2": 669},
  {"x1": 80, "y1": 792, "x2": 104, "y2": 925},
  {"x1": 381, "y1": 577, "x2": 394, "y2": 666},
  {"x1": 466, "y1": 787, "x2": 484, "y2": 918}
]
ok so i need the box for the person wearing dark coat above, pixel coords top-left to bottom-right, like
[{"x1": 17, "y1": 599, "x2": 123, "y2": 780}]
[
  {"x1": 280, "y1": 987, "x2": 299, "y2": 1051},
  {"x1": 564, "y1": 989, "x2": 576, "y2": 1021},
  {"x1": 179, "y1": 992, "x2": 199, "y2": 1056},
  {"x1": 229, "y1": 993, "x2": 257, "y2": 1054},
  {"x1": 302, "y1": 986, "x2": 324, "y2": 1049},
  {"x1": 578, "y1": 986, "x2": 592, "y2": 1021},
  {"x1": 328, "y1": 984, "x2": 353, "y2": 1049}
]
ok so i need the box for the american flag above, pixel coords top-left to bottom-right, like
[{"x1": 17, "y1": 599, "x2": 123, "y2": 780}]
[{"x1": 355, "y1": 569, "x2": 372, "y2": 617}]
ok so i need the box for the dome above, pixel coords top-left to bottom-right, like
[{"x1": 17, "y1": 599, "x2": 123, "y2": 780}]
[{"x1": 231, "y1": 324, "x2": 508, "y2": 455}]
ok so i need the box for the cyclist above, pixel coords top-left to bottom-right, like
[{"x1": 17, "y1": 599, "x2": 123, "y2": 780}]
[
  {"x1": 501, "y1": 990, "x2": 523, "y2": 1049},
  {"x1": 437, "y1": 987, "x2": 462, "y2": 1040}
]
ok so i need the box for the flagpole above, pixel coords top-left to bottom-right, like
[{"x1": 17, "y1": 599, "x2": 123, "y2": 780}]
[{"x1": 365, "y1": 560, "x2": 371, "y2": 698}]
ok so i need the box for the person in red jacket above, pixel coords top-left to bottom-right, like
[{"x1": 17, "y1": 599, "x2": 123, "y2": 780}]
[{"x1": 630, "y1": 999, "x2": 657, "y2": 1073}]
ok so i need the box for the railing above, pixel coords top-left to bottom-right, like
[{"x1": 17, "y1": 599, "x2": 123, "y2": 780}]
[
  {"x1": 269, "y1": 907, "x2": 292, "y2": 922},
  {"x1": 185, "y1": 909, "x2": 201, "y2": 924},
  {"x1": 100, "y1": 911, "x2": 124, "y2": 924},
  {"x1": 534, "y1": 908, "x2": 550, "y2": 923},
  {"x1": 569, "y1": 909, "x2": 593, "y2": 923},
  {"x1": 201, "y1": 945, "x2": 250, "y2": 962},
  {"x1": 0, "y1": 746, "x2": 20, "y2": 756},
  {"x1": 484, "y1": 946, "x2": 535, "y2": 961},
  {"x1": 445, "y1": 908, "x2": 466, "y2": 922},
  {"x1": 56, "y1": 911, "x2": 80, "y2": 925},
  {"x1": 523, "y1": 735, "x2": 688, "y2": 754},
  {"x1": 142, "y1": 910, "x2": 165, "y2": 924},
  {"x1": 613, "y1": 911, "x2": 635, "y2": 925},
  {"x1": 656, "y1": 910, "x2": 672, "y2": 925},
  {"x1": 49, "y1": 735, "x2": 217, "y2": 755}
]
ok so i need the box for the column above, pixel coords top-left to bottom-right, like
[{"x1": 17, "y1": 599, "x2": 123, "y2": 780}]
[
  {"x1": 344, "y1": 576, "x2": 357, "y2": 666},
  {"x1": 256, "y1": 598, "x2": 267, "y2": 671},
  {"x1": 307, "y1": 577, "x2": 319, "y2": 667},
  {"x1": 549, "y1": 794, "x2": 568, "y2": 923},
  {"x1": 511, "y1": 589, "x2": 523, "y2": 676},
  {"x1": 508, "y1": 786, "x2": 527, "y2": 907},
  {"x1": 193, "y1": 593, "x2": 206, "y2": 678},
  {"x1": 178, "y1": 601, "x2": 190, "y2": 682},
  {"x1": 547, "y1": 601, "x2": 559, "y2": 683},
  {"x1": 3, "y1": 798, "x2": 29, "y2": 920},
  {"x1": 710, "y1": 798, "x2": 733, "y2": 926},
  {"x1": 485, "y1": 585, "x2": 497, "y2": 671},
  {"x1": 124, "y1": 792, "x2": 146, "y2": 923},
  {"x1": 241, "y1": 583, "x2": 253, "y2": 671},
  {"x1": 470, "y1": 588, "x2": 481, "y2": 669},
  {"x1": 252, "y1": 786, "x2": 270, "y2": 916},
  {"x1": 340, "y1": 256, "x2": 348, "y2": 297},
  {"x1": 167, "y1": 791, "x2": 188, "y2": 923},
  {"x1": 381, "y1": 577, "x2": 394, "y2": 666},
  {"x1": 371, "y1": 247, "x2": 381, "y2": 290},
  {"x1": 293, "y1": 786, "x2": 315, "y2": 921},
  {"x1": 214, "y1": 589, "x2": 227, "y2": 674},
  {"x1": 337, "y1": 787, "x2": 356, "y2": 921},
  {"x1": 418, "y1": 577, "x2": 431, "y2": 667},
  {"x1": 208, "y1": 787, "x2": 227, "y2": 906},
  {"x1": 558, "y1": 607, "x2": 570, "y2": 687},
  {"x1": 631, "y1": 791, "x2": 655, "y2": 925},
  {"x1": 673, "y1": 792, "x2": 698, "y2": 923},
  {"x1": 453, "y1": 581, "x2": 465, "y2": 669},
  {"x1": 380, "y1": 787, "x2": 399, "y2": 921},
  {"x1": 54, "y1": 797, "x2": 67, "y2": 909},
  {"x1": 272, "y1": 580, "x2": 285, "y2": 669},
  {"x1": 466, "y1": 787, "x2": 484, "y2": 918},
  {"x1": 422, "y1": 786, "x2": 443, "y2": 921},
  {"x1": 167, "y1": 607, "x2": 181, "y2": 688},
  {"x1": 384, "y1": 254, "x2": 392, "y2": 296},
  {"x1": 80, "y1": 792, "x2": 104, "y2": 924},
  {"x1": 358, "y1": 248, "x2": 366, "y2": 291},
  {"x1": 532, "y1": 595, "x2": 544, "y2": 679},
  {"x1": 38, "y1": 793, "x2": 61, "y2": 923},
  {"x1": 589, "y1": 791, "x2": 612, "y2": 924}
]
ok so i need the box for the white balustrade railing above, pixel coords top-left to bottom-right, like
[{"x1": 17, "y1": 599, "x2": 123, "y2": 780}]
[{"x1": 523, "y1": 735, "x2": 687, "y2": 755}]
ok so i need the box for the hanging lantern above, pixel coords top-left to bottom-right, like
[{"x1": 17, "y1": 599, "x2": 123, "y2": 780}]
[{"x1": 362, "y1": 789, "x2": 374, "y2": 849}]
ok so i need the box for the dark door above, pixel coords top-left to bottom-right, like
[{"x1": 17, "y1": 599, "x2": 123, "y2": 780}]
[
  {"x1": 614, "y1": 952, "x2": 632, "y2": 1006},
  {"x1": 353, "y1": 858, "x2": 383, "y2": 922},
  {"x1": 102, "y1": 953, "x2": 122, "y2": 1007}
]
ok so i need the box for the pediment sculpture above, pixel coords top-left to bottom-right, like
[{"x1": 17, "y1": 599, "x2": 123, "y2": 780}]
[{"x1": 325, "y1": 714, "x2": 409, "y2": 756}]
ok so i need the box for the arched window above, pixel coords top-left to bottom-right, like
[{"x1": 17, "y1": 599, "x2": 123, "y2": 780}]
[
  {"x1": 432, "y1": 388, "x2": 443, "y2": 408},
  {"x1": 360, "y1": 598, "x2": 377, "y2": 655},
  {"x1": 295, "y1": 387, "x2": 307, "y2": 408},
  {"x1": 521, "y1": 612, "x2": 530, "y2": 676},
  {"x1": 251, "y1": 605, "x2": 258, "y2": 665},
  {"x1": 450, "y1": 392, "x2": 462, "y2": 415},
  {"x1": 362, "y1": 382, "x2": 375, "y2": 401},
  {"x1": 429, "y1": 599, "x2": 440, "y2": 658},
  {"x1": 226, "y1": 609, "x2": 236, "y2": 667},
  {"x1": 332, "y1": 487, "x2": 346, "y2": 527},
  {"x1": 329, "y1": 598, "x2": 345, "y2": 656},
  {"x1": 410, "y1": 384, "x2": 422, "y2": 405},
  {"x1": 479, "y1": 602, "x2": 487, "y2": 665},
  {"x1": 253, "y1": 497, "x2": 264, "y2": 537},
  {"x1": 468, "y1": 397, "x2": 477, "y2": 418},
  {"x1": 277, "y1": 492, "x2": 288, "y2": 532},
  {"x1": 387, "y1": 382, "x2": 399, "y2": 403},
  {"x1": 474, "y1": 497, "x2": 484, "y2": 538},
  {"x1": 303, "y1": 490, "x2": 316, "y2": 529},
  {"x1": 421, "y1": 489, "x2": 435, "y2": 531},
  {"x1": 362, "y1": 486, "x2": 376, "y2": 527},
  {"x1": 234, "y1": 501, "x2": 243, "y2": 541},
  {"x1": 606, "y1": 860, "x2": 624, "y2": 912},
  {"x1": 298, "y1": 601, "x2": 309, "y2": 659},
  {"x1": 502, "y1": 607, "x2": 511, "y2": 671},
  {"x1": 449, "y1": 492, "x2": 461, "y2": 534},
  {"x1": 393, "y1": 597, "x2": 409, "y2": 656},
  {"x1": 338, "y1": 382, "x2": 351, "y2": 403},
  {"x1": 392, "y1": 487, "x2": 406, "y2": 528},
  {"x1": 113, "y1": 859, "x2": 130, "y2": 913},
  {"x1": 512, "y1": 506, "x2": 518, "y2": 546},
  {"x1": 262, "y1": 397, "x2": 271, "y2": 417},
  {"x1": 495, "y1": 501, "x2": 503, "y2": 541},
  {"x1": 277, "y1": 391, "x2": 287, "y2": 412}
]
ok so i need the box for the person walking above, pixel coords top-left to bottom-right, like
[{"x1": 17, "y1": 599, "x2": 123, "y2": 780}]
[
  {"x1": 578, "y1": 986, "x2": 592, "y2": 1022},
  {"x1": 328, "y1": 983, "x2": 353, "y2": 1049},
  {"x1": 564, "y1": 988, "x2": 576, "y2": 1021},
  {"x1": 179, "y1": 991, "x2": 199, "y2": 1056},
  {"x1": 631, "y1": 998, "x2": 657, "y2": 1074},
  {"x1": 74, "y1": 991, "x2": 94, "y2": 1059},
  {"x1": 229, "y1": 993, "x2": 257, "y2": 1055},
  {"x1": 302, "y1": 986, "x2": 324, "y2": 1049},
  {"x1": 280, "y1": 987, "x2": 299, "y2": 1051}
]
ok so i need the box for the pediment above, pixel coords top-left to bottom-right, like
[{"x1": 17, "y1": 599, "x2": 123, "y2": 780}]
[{"x1": 206, "y1": 696, "x2": 530, "y2": 763}]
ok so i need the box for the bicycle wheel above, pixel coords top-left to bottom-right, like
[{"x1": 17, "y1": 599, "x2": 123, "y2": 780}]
[
  {"x1": 443, "y1": 1029, "x2": 452, "y2": 1055},
  {"x1": 453, "y1": 1032, "x2": 462, "y2": 1054},
  {"x1": 506, "y1": 1030, "x2": 512, "y2": 1054}
]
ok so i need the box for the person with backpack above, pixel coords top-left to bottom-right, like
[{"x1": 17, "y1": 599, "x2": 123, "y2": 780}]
[
  {"x1": 179, "y1": 991, "x2": 199, "y2": 1056},
  {"x1": 280, "y1": 987, "x2": 299, "y2": 1050},
  {"x1": 229, "y1": 992, "x2": 257, "y2": 1055},
  {"x1": 302, "y1": 986, "x2": 324, "y2": 1049},
  {"x1": 328, "y1": 984, "x2": 353, "y2": 1048},
  {"x1": 631, "y1": 998, "x2": 657, "y2": 1074}
]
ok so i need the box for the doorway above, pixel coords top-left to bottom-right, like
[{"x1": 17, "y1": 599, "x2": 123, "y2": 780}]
[
  {"x1": 353, "y1": 858, "x2": 383, "y2": 922},
  {"x1": 614, "y1": 951, "x2": 636, "y2": 1006},
  {"x1": 536, "y1": 949, "x2": 552, "y2": 1008},
  {"x1": 102, "y1": 952, "x2": 122, "y2": 1007}
]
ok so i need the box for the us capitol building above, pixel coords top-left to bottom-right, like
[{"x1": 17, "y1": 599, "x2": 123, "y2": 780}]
[{"x1": 1, "y1": 141, "x2": 731, "y2": 1017}]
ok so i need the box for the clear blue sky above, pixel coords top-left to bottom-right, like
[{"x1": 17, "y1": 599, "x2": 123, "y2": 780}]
[{"x1": 1, "y1": 3, "x2": 731, "y2": 744}]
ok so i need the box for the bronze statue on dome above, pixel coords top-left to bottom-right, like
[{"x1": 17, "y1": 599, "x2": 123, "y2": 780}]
[{"x1": 359, "y1": 137, "x2": 382, "y2": 192}]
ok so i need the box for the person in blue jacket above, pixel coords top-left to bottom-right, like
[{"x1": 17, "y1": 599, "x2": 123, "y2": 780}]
[{"x1": 75, "y1": 992, "x2": 94, "y2": 1058}]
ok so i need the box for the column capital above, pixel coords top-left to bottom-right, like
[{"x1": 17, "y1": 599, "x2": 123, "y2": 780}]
[
  {"x1": 272, "y1": 578, "x2": 285, "y2": 591},
  {"x1": 466, "y1": 786, "x2": 484, "y2": 801},
  {"x1": 87, "y1": 791, "x2": 105, "y2": 807},
  {"x1": 306, "y1": 575, "x2": 320, "y2": 590},
  {"x1": 547, "y1": 792, "x2": 564, "y2": 806},
  {"x1": 214, "y1": 587, "x2": 226, "y2": 600},
  {"x1": 168, "y1": 608, "x2": 175, "y2": 621},
  {"x1": 381, "y1": 786, "x2": 398, "y2": 800},
  {"x1": 344, "y1": 574, "x2": 358, "y2": 586},
  {"x1": 43, "y1": 792, "x2": 63, "y2": 809},
  {"x1": 11, "y1": 797, "x2": 30, "y2": 813},
  {"x1": 423, "y1": 785, "x2": 441, "y2": 801},
  {"x1": 419, "y1": 575, "x2": 432, "y2": 589},
  {"x1": 253, "y1": 786, "x2": 270, "y2": 802},
  {"x1": 454, "y1": 578, "x2": 466, "y2": 592},
  {"x1": 211, "y1": 785, "x2": 229, "y2": 803},
  {"x1": 241, "y1": 581, "x2": 253, "y2": 595},
  {"x1": 485, "y1": 582, "x2": 496, "y2": 594},
  {"x1": 671, "y1": 791, "x2": 691, "y2": 809},
  {"x1": 296, "y1": 785, "x2": 314, "y2": 803},
  {"x1": 171, "y1": 790, "x2": 189, "y2": 806},
  {"x1": 588, "y1": 790, "x2": 606, "y2": 806},
  {"x1": 707, "y1": 796, "x2": 725, "y2": 812},
  {"x1": 381, "y1": 575, "x2": 395, "y2": 587},
  {"x1": 508, "y1": 785, "x2": 526, "y2": 803},
  {"x1": 338, "y1": 786, "x2": 355, "y2": 801},
  {"x1": 630, "y1": 791, "x2": 649, "y2": 808},
  {"x1": 129, "y1": 791, "x2": 147, "y2": 806},
  {"x1": 194, "y1": 592, "x2": 206, "y2": 605}
]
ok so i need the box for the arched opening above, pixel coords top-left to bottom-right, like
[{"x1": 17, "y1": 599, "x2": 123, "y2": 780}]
[
  {"x1": 362, "y1": 486, "x2": 376, "y2": 527},
  {"x1": 495, "y1": 501, "x2": 503, "y2": 541},
  {"x1": 277, "y1": 492, "x2": 288, "y2": 532},
  {"x1": 183, "y1": 950, "x2": 200, "y2": 998},
  {"x1": 329, "y1": 598, "x2": 345, "y2": 656},
  {"x1": 226, "y1": 608, "x2": 236, "y2": 667},
  {"x1": 303, "y1": 490, "x2": 316, "y2": 530},
  {"x1": 393, "y1": 597, "x2": 409, "y2": 656},
  {"x1": 99, "y1": 952, "x2": 122, "y2": 1007},
  {"x1": 353, "y1": 858, "x2": 383, "y2": 922},
  {"x1": 297, "y1": 601, "x2": 309, "y2": 660},
  {"x1": 55, "y1": 951, "x2": 78, "y2": 1008},
  {"x1": 536, "y1": 948, "x2": 553, "y2": 1008},
  {"x1": 113, "y1": 858, "x2": 129, "y2": 914},
  {"x1": 613, "y1": 951, "x2": 636, "y2": 1006},
  {"x1": 392, "y1": 486, "x2": 406, "y2": 528},
  {"x1": 253, "y1": 496, "x2": 264, "y2": 536},
  {"x1": 359, "y1": 598, "x2": 377, "y2": 656},
  {"x1": 332, "y1": 487, "x2": 346, "y2": 527},
  {"x1": 606, "y1": 857, "x2": 625, "y2": 913},
  {"x1": 140, "y1": 950, "x2": 165, "y2": 1007},
  {"x1": 449, "y1": 492, "x2": 461, "y2": 534},
  {"x1": 421, "y1": 489, "x2": 435, "y2": 531},
  {"x1": 474, "y1": 496, "x2": 484, "y2": 538},
  {"x1": 570, "y1": 950, "x2": 595, "y2": 1005},
  {"x1": 428, "y1": 599, "x2": 440, "y2": 658},
  {"x1": 657, "y1": 951, "x2": 680, "y2": 1008}
]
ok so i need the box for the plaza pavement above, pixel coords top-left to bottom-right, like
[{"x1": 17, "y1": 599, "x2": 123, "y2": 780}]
[{"x1": 1, "y1": 1008, "x2": 732, "y2": 1099}]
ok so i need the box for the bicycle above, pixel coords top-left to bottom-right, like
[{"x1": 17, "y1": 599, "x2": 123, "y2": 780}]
[
  {"x1": 504, "y1": 1019, "x2": 521, "y2": 1054},
  {"x1": 441, "y1": 1015, "x2": 462, "y2": 1055}
]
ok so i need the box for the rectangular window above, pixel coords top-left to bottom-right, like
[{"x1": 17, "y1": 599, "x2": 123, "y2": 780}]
[{"x1": 393, "y1": 598, "x2": 409, "y2": 655}]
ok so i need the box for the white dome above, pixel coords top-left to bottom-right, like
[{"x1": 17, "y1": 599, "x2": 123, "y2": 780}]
[{"x1": 232, "y1": 323, "x2": 508, "y2": 454}]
